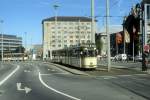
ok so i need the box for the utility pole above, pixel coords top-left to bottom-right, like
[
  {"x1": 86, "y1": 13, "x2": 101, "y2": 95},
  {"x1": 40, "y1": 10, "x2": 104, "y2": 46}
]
[
  {"x1": 25, "y1": 32, "x2": 27, "y2": 53},
  {"x1": 0, "y1": 20, "x2": 4, "y2": 63},
  {"x1": 106, "y1": 0, "x2": 111, "y2": 71},
  {"x1": 91, "y1": 0, "x2": 95, "y2": 43},
  {"x1": 123, "y1": 17, "x2": 126, "y2": 54}
]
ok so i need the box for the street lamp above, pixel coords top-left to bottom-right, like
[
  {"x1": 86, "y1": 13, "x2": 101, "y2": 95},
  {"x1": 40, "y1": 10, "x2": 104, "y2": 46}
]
[{"x1": 51, "y1": 4, "x2": 59, "y2": 60}]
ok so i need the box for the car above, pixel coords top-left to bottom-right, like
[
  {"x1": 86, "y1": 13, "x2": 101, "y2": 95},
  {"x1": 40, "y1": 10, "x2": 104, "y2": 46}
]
[
  {"x1": 114, "y1": 54, "x2": 127, "y2": 61},
  {"x1": 134, "y1": 55, "x2": 142, "y2": 62}
]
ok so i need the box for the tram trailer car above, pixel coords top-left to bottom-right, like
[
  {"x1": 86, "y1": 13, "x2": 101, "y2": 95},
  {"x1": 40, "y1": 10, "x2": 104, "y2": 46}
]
[{"x1": 52, "y1": 43, "x2": 97, "y2": 69}]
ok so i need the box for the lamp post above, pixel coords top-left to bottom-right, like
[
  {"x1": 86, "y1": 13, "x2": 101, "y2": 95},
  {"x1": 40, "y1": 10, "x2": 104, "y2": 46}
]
[
  {"x1": 52, "y1": 4, "x2": 59, "y2": 60},
  {"x1": 0, "y1": 20, "x2": 4, "y2": 63}
]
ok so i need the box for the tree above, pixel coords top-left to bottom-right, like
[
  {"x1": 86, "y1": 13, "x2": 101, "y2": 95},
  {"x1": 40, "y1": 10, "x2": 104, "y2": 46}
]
[{"x1": 95, "y1": 34, "x2": 103, "y2": 55}]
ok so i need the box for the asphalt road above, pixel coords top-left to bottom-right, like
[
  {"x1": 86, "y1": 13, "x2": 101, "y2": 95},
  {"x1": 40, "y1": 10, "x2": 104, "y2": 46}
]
[{"x1": 0, "y1": 61, "x2": 150, "y2": 100}]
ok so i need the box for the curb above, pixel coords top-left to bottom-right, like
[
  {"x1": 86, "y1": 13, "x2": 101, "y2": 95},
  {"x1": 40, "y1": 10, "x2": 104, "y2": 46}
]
[{"x1": 48, "y1": 62, "x2": 90, "y2": 76}]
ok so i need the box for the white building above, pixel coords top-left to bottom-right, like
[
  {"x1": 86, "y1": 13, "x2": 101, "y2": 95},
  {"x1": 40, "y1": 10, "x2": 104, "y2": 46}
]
[{"x1": 42, "y1": 16, "x2": 97, "y2": 60}]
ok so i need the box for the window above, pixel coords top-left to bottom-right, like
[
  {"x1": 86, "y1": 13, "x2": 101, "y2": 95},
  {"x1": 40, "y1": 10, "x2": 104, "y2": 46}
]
[
  {"x1": 58, "y1": 44, "x2": 61, "y2": 47},
  {"x1": 46, "y1": 23, "x2": 50, "y2": 27},
  {"x1": 76, "y1": 36, "x2": 79, "y2": 38},
  {"x1": 52, "y1": 40, "x2": 55, "y2": 42},
  {"x1": 64, "y1": 45, "x2": 67, "y2": 47},
  {"x1": 82, "y1": 36, "x2": 85, "y2": 38},
  {"x1": 52, "y1": 36, "x2": 55, "y2": 38},
  {"x1": 76, "y1": 31, "x2": 79, "y2": 33},
  {"x1": 58, "y1": 36, "x2": 61, "y2": 38},
  {"x1": 52, "y1": 31, "x2": 55, "y2": 34},
  {"x1": 87, "y1": 23, "x2": 90, "y2": 25},
  {"x1": 58, "y1": 40, "x2": 61, "y2": 42},
  {"x1": 81, "y1": 40, "x2": 85, "y2": 43},
  {"x1": 76, "y1": 40, "x2": 79, "y2": 42},
  {"x1": 70, "y1": 40, "x2": 73, "y2": 43},
  {"x1": 69, "y1": 27, "x2": 73, "y2": 29},
  {"x1": 64, "y1": 40, "x2": 67, "y2": 42},
  {"x1": 64, "y1": 27, "x2": 67, "y2": 29},
  {"x1": 70, "y1": 36, "x2": 73, "y2": 38},
  {"x1": 81, "y1": 31, "x2": 84, "y2": 34},
  {"x1": 87, "y1": 40, "x2": 91, "y2": 43},
  {"x1": 64, "y1": 36, "x2": 67, "y2": 38},
  {"x1": 87, "y1": 31, "x2": 91, "y2": 34}
]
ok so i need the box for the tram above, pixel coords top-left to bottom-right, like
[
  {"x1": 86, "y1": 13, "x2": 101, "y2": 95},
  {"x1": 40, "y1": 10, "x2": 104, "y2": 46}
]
[{"x1": 52, "y1": 43, "x2": 97, "y2": 69}]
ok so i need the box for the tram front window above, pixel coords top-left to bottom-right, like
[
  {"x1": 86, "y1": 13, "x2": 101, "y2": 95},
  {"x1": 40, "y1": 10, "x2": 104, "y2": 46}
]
[{"x1": 82, "y1": 50, "x2": 97, "y2": 57}]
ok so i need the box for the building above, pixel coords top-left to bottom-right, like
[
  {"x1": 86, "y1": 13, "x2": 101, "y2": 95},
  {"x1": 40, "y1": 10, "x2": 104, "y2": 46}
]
[
  {"x1": 42, "y1": 16, "x2": 97, "y2": 60},
  {"x1": 27, "y1": 44, "x2": 43, "y2": 60},
  {"x1": 95, "y1": 33, "x2": 107, "y2": 56},
  {"x1": 96, "y1": 26, "x2": 123, "y2": 56},
  {"x1": 0, "y1": 34, "x2": 22, "y2": 59}
]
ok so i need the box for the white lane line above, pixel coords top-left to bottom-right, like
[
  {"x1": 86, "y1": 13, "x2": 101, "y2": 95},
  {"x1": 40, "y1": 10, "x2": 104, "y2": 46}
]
[
  {"x1": 40, "y1": 73, "x2": 69, "y2": 76},
  {"x1": 38, "y1": 71, "x2": 81, "y2": 100},
  {"x1": 0, "y1": 65, "x2": 20, "y2": 86}
]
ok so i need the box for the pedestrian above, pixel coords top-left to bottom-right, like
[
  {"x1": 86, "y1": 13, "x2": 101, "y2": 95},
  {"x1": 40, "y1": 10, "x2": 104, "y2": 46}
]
[{"x1": 142, "y1": 51, "x2": 148, "y2": 71}]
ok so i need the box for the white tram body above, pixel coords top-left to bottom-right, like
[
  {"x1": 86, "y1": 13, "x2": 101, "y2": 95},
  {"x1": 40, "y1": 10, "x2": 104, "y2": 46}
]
[{"x1": 52, "y1": 43, "x2": 97, "y2": 69}]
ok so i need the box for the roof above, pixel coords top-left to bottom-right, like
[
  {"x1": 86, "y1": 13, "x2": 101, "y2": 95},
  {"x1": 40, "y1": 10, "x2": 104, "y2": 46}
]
[
  {"x1": 142, "y1": 0, "x2": 150, "y2": 3},
  {"x1": 42, "y1": 16, "x2": 97, "y2": 23},
  {"x1": 0, "y1": 34, "x2": 22, "y2": 39}
]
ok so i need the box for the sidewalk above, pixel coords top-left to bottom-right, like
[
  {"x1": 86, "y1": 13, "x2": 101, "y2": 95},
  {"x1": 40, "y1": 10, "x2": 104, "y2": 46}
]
[
  {"x1": 88, "y1": 64, "x2": 150, "y2": 76},
  {"x1": 49, "y1": 62, "x2": 150, "y2": 77}
]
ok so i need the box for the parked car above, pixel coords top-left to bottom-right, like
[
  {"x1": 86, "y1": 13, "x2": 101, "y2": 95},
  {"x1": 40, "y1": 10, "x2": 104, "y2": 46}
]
[
  {"x1": 114, "y1": 54, "x2": 127, "y2": 61},
  {"x1": 134, "y1": 55, "x2": 142, "y2": 62}
]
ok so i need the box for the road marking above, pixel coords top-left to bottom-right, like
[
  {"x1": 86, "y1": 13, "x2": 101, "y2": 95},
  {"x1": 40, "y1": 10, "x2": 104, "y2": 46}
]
[
  {"x1": 0, "y1": 65, "x2": 20, "y2": 86},
  {"x1": 17, "y1": 83, "x2": 32, "y2": 94},
  {"x1": 38, "y1": 71, "x2": 81, "y2": 100},
  {"x1": 40, "y1": 73, "x2": 69, "y2": 76},
  {"x1": 96, "y1": 76, "x2": 117, "y2": 80},
  {"x1": 24, "y1": 70, "x2": 31, "y2": 73}
]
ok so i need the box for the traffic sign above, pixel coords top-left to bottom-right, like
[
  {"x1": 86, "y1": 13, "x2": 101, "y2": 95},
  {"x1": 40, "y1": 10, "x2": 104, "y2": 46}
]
[{"x1": 144, "y1": 45, "x2": 149, "y2": 52}]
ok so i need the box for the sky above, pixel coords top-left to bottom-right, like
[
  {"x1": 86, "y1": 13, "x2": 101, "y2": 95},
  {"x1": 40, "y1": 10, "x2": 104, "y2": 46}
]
[{"x1": 0, "y1": 0, "x2": 141, "y2": 47}]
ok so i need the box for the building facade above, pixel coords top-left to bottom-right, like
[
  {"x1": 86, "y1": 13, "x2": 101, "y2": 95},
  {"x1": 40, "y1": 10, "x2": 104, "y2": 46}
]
[
  {"x1": 27, "y1": 44, "x2": 43, "y2": 60},
  {"x1": 42, "y1": 16, "x2": 96, "y2": 59},
  {"x1": 0, "y1": 34, "x2": 22, "y2": 58}
]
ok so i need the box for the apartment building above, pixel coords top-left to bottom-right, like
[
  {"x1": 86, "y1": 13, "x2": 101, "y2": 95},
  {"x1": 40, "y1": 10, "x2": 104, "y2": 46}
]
[{"x1": 42, "y1": 16, "x2": 96, "y2": 59}]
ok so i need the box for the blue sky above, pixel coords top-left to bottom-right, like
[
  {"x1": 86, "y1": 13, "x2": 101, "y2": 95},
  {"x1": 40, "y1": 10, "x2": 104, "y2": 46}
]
[{"x1": 0, "y1": 0, "x2": 141, "y2": 47}]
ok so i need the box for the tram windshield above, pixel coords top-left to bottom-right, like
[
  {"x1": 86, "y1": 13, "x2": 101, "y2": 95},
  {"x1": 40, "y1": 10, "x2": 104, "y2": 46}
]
[{"x1": 81, "y1": 49, "x2": 97, "y2": 57}]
